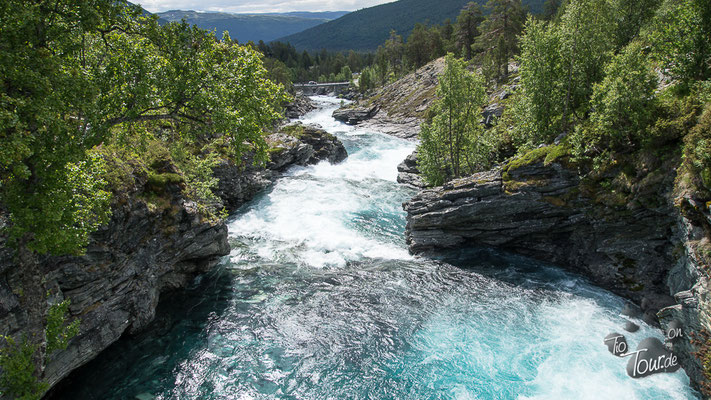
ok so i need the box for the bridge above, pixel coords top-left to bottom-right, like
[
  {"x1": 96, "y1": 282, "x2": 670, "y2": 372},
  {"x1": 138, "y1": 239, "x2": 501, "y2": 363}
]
[{"x1": 293, "y1": 82, "x2": 351, "y2": 96}]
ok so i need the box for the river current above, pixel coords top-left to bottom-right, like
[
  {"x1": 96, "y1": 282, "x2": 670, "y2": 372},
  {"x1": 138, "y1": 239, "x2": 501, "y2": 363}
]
[{"x1": 54, "y1": 96, "x2": 699, "y2": 399}]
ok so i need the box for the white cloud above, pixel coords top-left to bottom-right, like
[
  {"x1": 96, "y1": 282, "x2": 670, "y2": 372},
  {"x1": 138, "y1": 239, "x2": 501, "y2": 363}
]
[{"x1": 135, "y1": 0, "x2": 394, "y2": 13}]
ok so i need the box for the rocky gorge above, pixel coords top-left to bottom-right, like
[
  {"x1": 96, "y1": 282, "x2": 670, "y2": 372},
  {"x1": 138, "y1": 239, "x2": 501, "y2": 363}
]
[{"x1": 0, "y1": 122, "x2": 346, "y2": 397}]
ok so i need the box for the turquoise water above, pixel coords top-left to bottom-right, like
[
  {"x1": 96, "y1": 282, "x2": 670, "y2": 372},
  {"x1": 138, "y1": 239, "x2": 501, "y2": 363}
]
[{"x1": 51, "y1": 96, "x2": 699, "y2": 400}]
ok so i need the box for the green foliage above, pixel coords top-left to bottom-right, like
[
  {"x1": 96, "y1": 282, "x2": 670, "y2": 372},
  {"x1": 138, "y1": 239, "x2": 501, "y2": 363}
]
[
  {"x1": 456, "y1": 3, "x2": 485, "y2": 60},
  {"x1": 645, "y1": 0, "x2": 710, "y2": 89},
  {"x1": 0, "y1": 337, "x2": 47, "y2": 400},
  {"x1": 570, "y1": 42, "x2": 659, "y2": 164},
  {"x1": 45, "y1": 300, "x2": 81, "y2": 355},
  {"x1": 502, "y1": 143, "x2": 570, "y2": 180},
  {"x1": 476, "y1": 0, "x2": 526, "y2": 81},
  {"x1": 506, "y1": 0, "x2": 616, "y2": 148},
  {"x1": 609, "y1": 0, "x2": 660, "y2": 48},
  {"x1": 542, "y1": 0, "x2": 564, "y2": 20},
  {"x1": 3, "y1": 154, "x2": 112, "y2": 255},
  {"x1": 170, "y1": 144, "x2": 223, "y2": 219},
  {"x1": 512, "y1": 17, "x2": 565, "y2": 145},
  {"x1": 262, "y1": 57, "x2": 294, "y2": 88},
  {"x1": 0, "y1": 1, "x2": 287, "y2": 255},
  {"x1": 684, "y1": 104, "x2": 711, "y2": 190},
  {"x1": 418, "y1": 54, "x2": 489, "y2": 186},
  {"x1": 557, "y1": 0, "x2": 616, "y2": 129}
]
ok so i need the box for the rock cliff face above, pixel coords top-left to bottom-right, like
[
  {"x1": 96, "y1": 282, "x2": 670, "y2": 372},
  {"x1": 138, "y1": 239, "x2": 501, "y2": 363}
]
[
  {"x1": 403, "y1": 150, "x2": 711, "y2": 393},
  {"x1": 0, "y1": 123, "x2": 346, "y2": 394},
  {"x1": 658, "y1": 195, "x2": 711, "y2": 391},
  {"x1": 284, "y1": 95, "x2": 315, "y2": 120},
  {"x1": 405, "y1": 160, "x2": 677, "y2": 320},
  {"x1": 330, "y1": 57, "x2": 445, "y2": 140},
  {"x1": 397, "y1": 150, "x2": 425, "y2": 188},
  {"x1": 332, "y1": 105, "x2": 379, "y2": 125}
]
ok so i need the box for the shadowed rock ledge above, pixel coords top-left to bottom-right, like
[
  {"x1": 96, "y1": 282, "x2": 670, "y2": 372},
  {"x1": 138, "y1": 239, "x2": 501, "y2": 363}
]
[{"x1": 404, "y1": 161, "x2": 677, "y2": 319}]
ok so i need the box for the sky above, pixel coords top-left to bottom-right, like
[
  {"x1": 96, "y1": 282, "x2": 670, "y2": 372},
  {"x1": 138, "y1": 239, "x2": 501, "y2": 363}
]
[{"x1": 136, "y1": 0, "x2": 394, "y2": 13}]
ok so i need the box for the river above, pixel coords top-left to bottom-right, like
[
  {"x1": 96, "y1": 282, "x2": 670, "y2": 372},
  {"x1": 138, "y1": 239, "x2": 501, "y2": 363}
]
[{"x1": 53, "y1": 96, "x2": 698, "y2": 399}]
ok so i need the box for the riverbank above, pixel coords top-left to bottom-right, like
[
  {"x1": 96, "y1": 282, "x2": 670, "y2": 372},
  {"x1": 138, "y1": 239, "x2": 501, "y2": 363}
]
[{"x1": 0, "y1": 118, "x2": 346, "y2": 397}]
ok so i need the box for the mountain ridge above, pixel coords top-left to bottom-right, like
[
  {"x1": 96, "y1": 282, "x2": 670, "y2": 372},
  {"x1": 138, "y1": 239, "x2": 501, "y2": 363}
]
[
  {"x1": 278, "y1": 0, "x2": 545, "y2": 51},
  {"x1": 156, "y1": 10, "x2": 348, "y2": 42}
]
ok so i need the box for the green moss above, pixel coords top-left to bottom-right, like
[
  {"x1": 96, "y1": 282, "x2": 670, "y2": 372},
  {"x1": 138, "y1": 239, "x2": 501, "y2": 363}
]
[
  {"x1": 281, "y1": 124, "x2": 306, "y2": 138},
  {"x1": 503, "y1": 178, "x2": 550, "y2": 192},
  {"x1": 503, "y1": 144, "x2": 570, "y2": 181},
  {"x1": 147, "y1": 172, "x2": 183, "y2": 188},
  {"x1": 267, "y1": 146, "x2": 286, "y2": 155},
  {"x1": 139, "y1": 192, "x2": 172, "y2": 213}
]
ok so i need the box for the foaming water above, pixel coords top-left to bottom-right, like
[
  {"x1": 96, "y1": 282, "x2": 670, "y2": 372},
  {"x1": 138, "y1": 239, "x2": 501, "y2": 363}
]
[{"x1": 52, "y1": 96, "x2": 699, "y2": 400}]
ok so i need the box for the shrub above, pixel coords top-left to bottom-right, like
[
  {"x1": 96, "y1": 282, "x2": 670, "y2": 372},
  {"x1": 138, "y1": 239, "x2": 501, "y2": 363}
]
[
  {"x1": 0, "y1": 337, "x2": 47, "y2": 400},
  {"x1": 45, "y1": 300, "x2": 81, "y2": 356}
]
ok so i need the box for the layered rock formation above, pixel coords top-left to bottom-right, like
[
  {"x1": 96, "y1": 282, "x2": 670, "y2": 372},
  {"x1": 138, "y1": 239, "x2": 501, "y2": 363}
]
[
  {"x1": 397, "y1": 150, "x2": 425, "y2": 188},
  {"x1": 0, "y1": 124, "x2": 346, "y2": 394}
]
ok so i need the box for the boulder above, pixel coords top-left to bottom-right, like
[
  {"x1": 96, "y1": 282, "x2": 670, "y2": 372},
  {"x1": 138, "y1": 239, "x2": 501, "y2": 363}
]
[
  {"x1": 332, "y1": 105, "x2": 379, "y2": 125},
  {"x1": 397, "y1": 150, "x2": 426, "y2": 188}
]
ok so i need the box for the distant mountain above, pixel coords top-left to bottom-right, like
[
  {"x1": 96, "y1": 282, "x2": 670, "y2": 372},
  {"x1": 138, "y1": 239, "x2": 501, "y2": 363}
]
[
  {"x1": 278, "y1": 0, "x2": 545, "y2": 51},
  {"x1": 265, "y1": 11, "x2": 350, "y2": 20},
  {"x1": 156, "y1": 10, "x2": 348, "y2": 43}
]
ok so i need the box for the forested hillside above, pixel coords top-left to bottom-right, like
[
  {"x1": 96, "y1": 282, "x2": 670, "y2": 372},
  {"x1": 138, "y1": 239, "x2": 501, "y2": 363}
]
[
  {"x1": 156, "y1": 10, "x2": 344, "y2": 42},
  {"x1": 279, "y1": 0, "x2": 545, "y2": 51}
]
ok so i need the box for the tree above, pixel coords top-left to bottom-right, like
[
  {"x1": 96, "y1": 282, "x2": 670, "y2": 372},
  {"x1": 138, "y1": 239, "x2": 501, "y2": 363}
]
[
  {"x1": 406, "y1": 23, "x2": 432, "y2": 68},
  {"x1": 441, "y1": 18, "x2": 457, "y2": 54},
  {"x1": 359, "y1": 68, "x2": 373, "y2": 93},
  {"x1": 455, "y1": 2, "x2": 485, "y2": 60},
  {"x1": 557, "y1": 0, "x2": 615, "y2": 131},
  {"x1": 418, "y1": 54, "x2": 489, "y2": 186},
  {"x1": 476, "y1": 0, "x2": 525, "y2": 80},
  {"x1": 645, "y1": 0, "x2": 710, "y2": 89},
  {"x1": 375, "y1": 46, "x2": 390, "y2": 84},
  {"x1": 609, "y1": 0, "x2": 660, "y2": 48},
  {"x1": 542, "y1": 0, "x2": 564, "y2": 20},
  {"x1": 513, "y1": 17, "x2": 565, "y2": 145},
  {"x1": 571, "y1": 42, "x2": 659, "y2": 161},
  {"x1": 347, "y1": 50, "x2": 361, "y2": 71},
  {"x1": 0, "y1": 1, "x2": 287, "y2": 255},
  {"x1": 384, "y1": 30, "x2": 405, "y2": 75}
]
